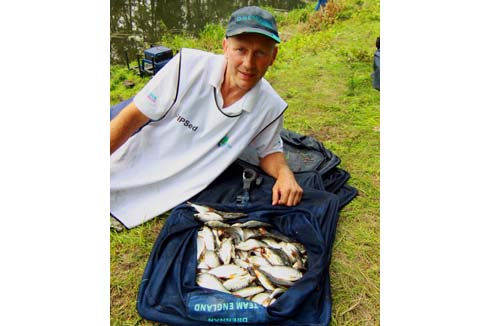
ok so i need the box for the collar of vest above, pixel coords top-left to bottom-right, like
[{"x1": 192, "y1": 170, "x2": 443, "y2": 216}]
[{"x1": 208, "y1": 54, "x2": 261, "y2": 113}]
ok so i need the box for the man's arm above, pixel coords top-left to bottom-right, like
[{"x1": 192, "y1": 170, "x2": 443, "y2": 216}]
[
  {"x1": 259, "y1": 152, "x2": 303, "y2": 206},
  {"x1": 110, "y1": 101, "x2": 150, "y2": 154}
]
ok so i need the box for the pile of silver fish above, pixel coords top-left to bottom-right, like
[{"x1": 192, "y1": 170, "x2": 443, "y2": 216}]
[{"x1": 188, "y1": 202, "x2": 308, "y2": 307}]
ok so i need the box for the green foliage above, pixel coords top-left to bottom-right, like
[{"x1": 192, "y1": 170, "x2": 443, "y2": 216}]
[
  {"x1": 160, "y1": 32, "x2": 199, "y2": 53},
  {"x1": 340, "y1": 46, "x2": 373, "y2": 64},
  {"x1": 198, "y1": 23, "x2": 226, "y2": 52},
  {"x1": 291, "y1": 0, "x2": 342, "y2": 33},
  {"x1": 110, "y1": 66, "x2": 149, "y2": 105},
  {"x1": 158, "y1": 23, "x2": 225, "y2": 54},
  {"x1": 276, "y1": 4, "x2": 313, "y2": 26},
  {"x1": 337, "y1": 10, "x2": 353, "y2": 21}
]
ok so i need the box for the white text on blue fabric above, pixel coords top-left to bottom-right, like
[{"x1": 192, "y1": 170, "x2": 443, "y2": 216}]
[{"x1": 193, "y1": 301, "x2": 260, "y2": 312}]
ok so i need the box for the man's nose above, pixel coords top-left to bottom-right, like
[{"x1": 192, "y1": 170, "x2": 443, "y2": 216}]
[{"x1": 242, "y1": 53, "x2": 255, "y2": 69}]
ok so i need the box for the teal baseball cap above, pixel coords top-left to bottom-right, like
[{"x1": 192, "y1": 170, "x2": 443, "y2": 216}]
[{"x1": 226, "y1": 6, "x2": 281, "y2": 43}]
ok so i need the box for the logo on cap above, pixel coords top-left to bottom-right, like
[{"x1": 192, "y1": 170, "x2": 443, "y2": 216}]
[
  {"x1": 236, "y1": 15, "x2": 274, "y2": 30},
  {"x1": 226, "y1": 6, "x2": 280, "y2": 43}
]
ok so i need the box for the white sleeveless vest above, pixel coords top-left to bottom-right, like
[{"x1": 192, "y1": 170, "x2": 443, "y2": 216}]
[{"x1": 110, "y1": 48, "x2": 287, "y2": 228}]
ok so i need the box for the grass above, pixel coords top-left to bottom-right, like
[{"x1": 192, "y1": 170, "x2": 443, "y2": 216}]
[{"x1": 110, "y1": 0, "x2": 380, "y2": 325}]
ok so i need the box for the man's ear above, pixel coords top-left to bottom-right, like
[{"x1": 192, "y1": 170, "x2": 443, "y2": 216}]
[
  {"x1": 270, "y1": 46, "x2": 278, "y2": 66},
  {"x1": 222, "y1": 38, "x2": 228, "y2": 56}
]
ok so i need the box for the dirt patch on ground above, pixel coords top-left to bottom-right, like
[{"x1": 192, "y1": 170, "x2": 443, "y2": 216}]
[{"x1": 306, "y1": 126, "x2": 333, "y2": 142}]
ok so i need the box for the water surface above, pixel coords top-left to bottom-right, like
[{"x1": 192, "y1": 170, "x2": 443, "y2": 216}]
[{"x1": 111, "y1": 0, "x2": 307, "y2": 64}]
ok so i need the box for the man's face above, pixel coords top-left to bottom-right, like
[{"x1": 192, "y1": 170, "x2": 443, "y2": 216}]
[{"x1": 222, "y1": 33, "x2": 278, "y2": 92}]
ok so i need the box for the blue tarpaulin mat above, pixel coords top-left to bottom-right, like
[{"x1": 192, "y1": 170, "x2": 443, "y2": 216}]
[
  {"x1": 137, "y1": 163, "x2": 343, "y2": 325},
  {"x1": 238, "y1": 129, "x2": 357, "y2": 208}
]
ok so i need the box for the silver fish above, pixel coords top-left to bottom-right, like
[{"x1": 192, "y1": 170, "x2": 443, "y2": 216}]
[
  {"x1": 232, "y1": 220, "x2": 272, "y2": 228},
  {"x1": 196, "y1": 233, "x2": 205, "y2": 260},
  {"x1": 222, "y1": 273, "x2": 255, "y2": 291},
  {"x1": 203, "y1": 250, "x2": 221, "y2": 269},
  {"x1": 208, "y1": 264, "x2": 247, "y2": 279},
  {"x1": 251, "y1": 292, "x2": 272, "y2": 306},
  {"x1": 292, "y1": 241, "x2": 307, "y2": 254},
  {"x1": 269, "y1": 287, "x2": 286, "y2": 299},
  {"x1": 292, "y1": 259, "x2": 305, "y2": 270},
  {"x1": 201, "y1": 226, "x2": 216, "y2": 251},
  {"x1": 258, "y1": 266, "x2": 303, "y2": 287},
  {"x1": 263, "y1": 247, "x2": 289, "y2": 266},
  {"x1": 257, "y1": 228, "x2": 294, "y2": 243},
  {"x1": 253, "y1": 268, "x2": 276, "y2": 291},
  {"x1": 247, "y1": 255, "x2": 271, "y2": 268},
  {"x1": 218, "y1": 238, "x2": 234, "y2": 265},
  {"x1": 205, "y1": 220, "x2": 232, "y2": 228},
  {"x1": 243, "y1": 228, "x2": 260, "y2": 240},
  {"x1": 251, "y1": 248, "x2": 265, "y2": 256},
  {"x1": 194, "y1": 212, "x2": 224, "y2": 222},
  {"x1": 233, "y1": 258, "x2": 252, "y2": 270},
  {"x1": 219, "y1": 211, "x2": 248, "y2": 220},
  {"x1": 236, "y1": 250, "x2": 248, "y2": 260},
  {"x1": 222, "y1": 228, "x2": 244, "y2": 243},
  {"x1": 232, "y1": 286, "x2": 264, "y2": 298},
  {"x1": 195, "y1": 219, "x2": 308, "y2": 304},
  {"x1": 188, "y1": 201, "x2": 247, "y2": 220},
  {"x1": 212, "y1": 229, "x2": 221, "y2": 247},
  {"x1": 188, "y1": 202, "x2": 215, "y2": 214},
  {"x1": 261, "y1": 238, "x2": 282, "y2": 249},
  {"x1": 196, "y1": 273, "x2": 230, "y2": 293},
  {"x1": 197, "y1": 260, "x2": 209, "y2": 270},
  {"x1": 259, "y1": 266, "x2": 303, "y2": 281},
  {"x1": 279, "y1": 242, "x2": 302, "y2": 263},
  {"x1": 235, "y1": 239, "x2": 268, "y2": 251}
]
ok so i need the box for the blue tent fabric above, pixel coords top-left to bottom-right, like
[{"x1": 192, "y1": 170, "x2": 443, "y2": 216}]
[
  {"x1": 238, "y1": 129, "x2": 341, "y2": 177},
  {"x1": 191, "y1": 161, "x2": 356, "y2": 212},
  {"x1": 322, "y1": 168, "x2": 351, "y2": 193},
  {"x1": 137, "y1": 165, "x2": 342, "y2": 325},
  {"x1": 315, "y1": 0, "x2": 328, "y2": 11},
  {"x1": 110, "y1": 97, "x2": 132, "y2": 120},
  {"x1": 237, "y1": 129, "x2": 357, "y2": 209},
  {"x1": 372, "y1": 37, "x2": 380, "y2": 91},
  {"x1": 372, "y1": 49, "x2": 380, "y2": 90}
]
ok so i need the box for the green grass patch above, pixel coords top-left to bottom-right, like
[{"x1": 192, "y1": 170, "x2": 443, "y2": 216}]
[{"x1": 110, "y1": 0, "x2": 379, "y2": 324}]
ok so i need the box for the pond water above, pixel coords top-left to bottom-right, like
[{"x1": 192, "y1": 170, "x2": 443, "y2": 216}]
[{"x1": 110, "y1": 0, "x2": 308, "y2": 64}]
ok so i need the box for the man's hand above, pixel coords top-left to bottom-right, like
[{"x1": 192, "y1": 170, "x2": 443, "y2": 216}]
[
  {"x1": 259, "y1": 152, "x2": 303, "y2": 206},
  {"x1": 271, "y1": 169, "x2": 303, "y2": 206}
]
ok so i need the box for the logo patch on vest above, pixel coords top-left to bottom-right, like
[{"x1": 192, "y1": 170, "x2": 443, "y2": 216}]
[
  {"x1": 147, "y1": 92, "x2": 157, "y2": 103},
  {"x1": 218, "y1": 135, "x2": 232, "y2": 149},
  {"x1": 176, "y1": 115, "x2": 199, "y2": 132}
]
